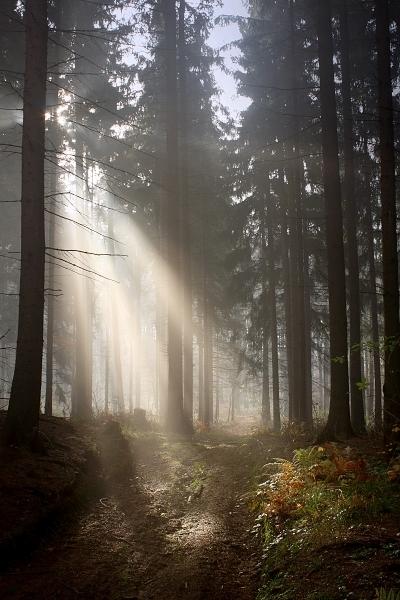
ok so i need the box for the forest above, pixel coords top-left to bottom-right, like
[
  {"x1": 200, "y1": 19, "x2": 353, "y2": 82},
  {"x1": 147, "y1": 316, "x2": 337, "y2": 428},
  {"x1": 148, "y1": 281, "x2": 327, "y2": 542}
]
[{"x1": 0, "y1": 0, "x2": 400, "y2": 598}]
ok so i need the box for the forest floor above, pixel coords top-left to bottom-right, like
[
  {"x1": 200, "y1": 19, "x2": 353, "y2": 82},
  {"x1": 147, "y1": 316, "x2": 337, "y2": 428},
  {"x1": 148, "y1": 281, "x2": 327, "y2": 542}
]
[
  {"x1": 0, "y1": 416, "x2": 274, "y2": 600},
  {"x1": 0, "y1": 416, "x2": 399, "y2": 600}
]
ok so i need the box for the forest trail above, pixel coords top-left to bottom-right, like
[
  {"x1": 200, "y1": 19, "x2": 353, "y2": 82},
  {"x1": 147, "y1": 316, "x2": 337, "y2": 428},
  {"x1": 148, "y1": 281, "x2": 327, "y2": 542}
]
[{"x1": 0, "y1": 425, "x2": 266, "y2": 600}]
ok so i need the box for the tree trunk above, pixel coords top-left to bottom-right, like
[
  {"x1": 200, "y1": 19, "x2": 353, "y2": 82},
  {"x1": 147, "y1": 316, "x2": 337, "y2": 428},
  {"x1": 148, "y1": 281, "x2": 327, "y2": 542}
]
[
  {"x1": 279, "y1": 171, "x2": 295, "y2": 420},
  {"x1": 198, "y1": 329, "x2": 204, "y2": 422},
  {"x1": 376, "y1": 0, "x2": 400, "y2": 438},
  {"x1": 363, "y1": 145, "x2": 382, "y2": 429},
  {"x1": 163, "y1": 0, "x2": 185, "y2": 432},
  {"x1": 339, "y1": 0, "x2": 365, "y2": 434},
  {"x1": 316, "y1": 0, "x2": 352, "y2": 440},
  {"x1": 267, "y1": 204, "x2": 281, "y2": 433},
  {"x1": 178, "y1": 0, "x2": 194, "y2": 427},
  {"x1": 261, "y1": 208, "x2": 271, "y2": 426},
  {"x1": 203, "y1": 307, "x2": 213, "y2": 428},
  {"x1": 71, "y1": 146, "x2": 93, "y2": 420},
  {"x1": 5, "y1": 0, "x2": 48, "y2": 444},
  {"x1": 45, "y1": 194, "x2": 56, "y2": 417},
  {"x1": 288, "y1": 0, "x2": 308, "y2": 426}
]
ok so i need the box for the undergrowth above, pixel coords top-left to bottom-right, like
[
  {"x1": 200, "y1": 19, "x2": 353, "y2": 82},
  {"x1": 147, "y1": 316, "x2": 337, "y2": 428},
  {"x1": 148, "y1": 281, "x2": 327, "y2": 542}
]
[{"x1": 254, "y1": 443, "x2": 400, "y2": 600}]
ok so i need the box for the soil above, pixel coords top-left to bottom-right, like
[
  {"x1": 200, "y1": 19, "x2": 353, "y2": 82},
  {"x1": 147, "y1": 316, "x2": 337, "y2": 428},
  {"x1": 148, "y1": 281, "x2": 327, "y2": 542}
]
[
  {"x1": 0, "y1": 419, "x2": 271, "y2": 600},
  {"x1": 1, "y1": 417, "x2": 399, "y2": 600}
]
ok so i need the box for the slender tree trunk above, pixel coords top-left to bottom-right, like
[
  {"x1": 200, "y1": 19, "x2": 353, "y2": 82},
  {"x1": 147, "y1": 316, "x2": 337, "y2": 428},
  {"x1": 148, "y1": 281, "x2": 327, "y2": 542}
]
[
  {"x1": 178, "y1": 0, "x2": 194, "y2": 427},
  {"x1": 303, "y1": 251, "x2": 313, "y2": 423},
  {"x1": 288, "y1": 0, "x2": 308, "y2": 426},
  {"x1": 316, "y1": 0, "x2": 352, "y2": 440},
  {"x1": 215, "y1": 337, "x2": 220, "y2": 422},
  {"x1": 104, "y1": 326, "x2": 109, "y2": 414},
  {"x1": 203, "y1": 308, "x2": 213, "y2": 428},
  {"x1": 339, "y1": 0, "x2": 365, "y2": 434},
  {"x1": 108, "y1": 213, "x2": 124, "y2": 413},
  {"x1": 134, "y1": 257, "x2": 141, "y2": 409},
  {"x1": 198, "y1": 333, "x2": 204, "y2": 422},
  {"x1": 5, "y1": 0, "x2": 48, "y2": 444},
  {"x1": 363, "y1": 148, "x2": 382, "y2": 429},
  {"x1": 261, "y1": 209, "x2": 271, "y2": 426},
  {"x1": 164, "y1": 0, "x2": 185, "y2": 432},
  {"x1": 376, "y1": 0, "x2": 400, "y2": 438},
  {"x1": 71, "y1": 146, "x2": 92, "y2": 420},
  {"x1": 104, "y1": 325, "x2": 110, "y2": 415},
  {"x1": 267, "y1": 203, "x2": 281, "y2": 433},
  {"x1": 45, "y1": 198, "x2": 55, "y2": 417},
  {"x1": 279, "y1": 172, "x2": 295, "y2": 420}
]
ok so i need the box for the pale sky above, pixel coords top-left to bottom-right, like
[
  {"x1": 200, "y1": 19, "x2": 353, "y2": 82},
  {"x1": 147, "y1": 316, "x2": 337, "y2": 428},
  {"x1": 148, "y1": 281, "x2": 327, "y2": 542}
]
[{"x1": 208, "y1": 0, "x2": 250, "y2": 119}]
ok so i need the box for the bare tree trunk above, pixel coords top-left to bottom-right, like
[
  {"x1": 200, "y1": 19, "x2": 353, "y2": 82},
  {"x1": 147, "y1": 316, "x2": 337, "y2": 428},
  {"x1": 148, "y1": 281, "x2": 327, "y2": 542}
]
[
  {"x1": 178, "y1": 0, "x2": 194, "y2": 427},
  {"x1": 203, "y1": 307, "x2": 213, "y2": 428},
  {"x1": 104, "y1": 326, "x2": 109, "y2": 414},
  {"x1": 5, "y1": 0, "x2": 48, "y2": 444},
  {"x1": 279, "y1": 172, "x2": 295, "y2": 420},
  {"x1": 267, "y1": 204, "x2": 281, "y2": 433},
  {"x1": 339, "y1": 0, "x2": 365, "y2": 434},
  {"x1": 71, "y1": 146, "x2": 93, "y2": 420},
  {"x1": 198, "y1": 329, "x2": 204, "y2": 422},
  {"x1": 376, "y1": 0, "x2": 400, "y2": 438},
  {"x1": 163, "y1": 0, "x2": 185, "y2": 432},
  {"x1": 133, "y1": 256, "x2": 141, "y2": 409},
  {"x1": 316, "y1": 0, "x2": 352, "y2": 440},
  {"x1": 45, "y1": 200, "x2": 56, "y2": 417},
  {"x1": 261, "y1": 208, "x2": 271, "y2": 426},
  {"x1": 288, "y1": 0, "x2": 308, "y2": 426},
  {"x1": 363, "y1": 146, "x2": 382, "y2": 429}
]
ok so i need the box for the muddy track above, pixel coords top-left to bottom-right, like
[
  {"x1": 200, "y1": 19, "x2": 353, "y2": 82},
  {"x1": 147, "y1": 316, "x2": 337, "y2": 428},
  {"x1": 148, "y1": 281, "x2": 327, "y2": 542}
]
[{"x1": 0, "y1": 429, "x2": 263, "y2": 600}]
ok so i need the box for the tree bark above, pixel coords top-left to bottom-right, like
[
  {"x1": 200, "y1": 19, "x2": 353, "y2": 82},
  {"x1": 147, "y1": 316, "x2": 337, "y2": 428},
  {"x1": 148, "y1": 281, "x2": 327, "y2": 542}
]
[
  {"x1": 339, "y1": 0, "x2": 365, "y2": 434},
  {"x1": 288, "y1": 0, "x2": 308, "y2": 426},
  {"x1": 363, "y1": 150, "x2": 382, "y2": 429},
  {"x1": 267, "y1": 201, "x2": 281, "y2": 433},
  {"x1": 5, "y1": 0, "x2": 48, "y2": 444},
  {"x1": 163, "y1": 0, "x2": 185, "y2": 432},
  {"x1": 376, "y1": 0, "x2": 400, "y2": 438},
  {"x1": 316, "y1": 0, "x2": 352, "y2": 440},
  {"x1": 178, "y1": 0, "x2": 194, "y2": 427}
]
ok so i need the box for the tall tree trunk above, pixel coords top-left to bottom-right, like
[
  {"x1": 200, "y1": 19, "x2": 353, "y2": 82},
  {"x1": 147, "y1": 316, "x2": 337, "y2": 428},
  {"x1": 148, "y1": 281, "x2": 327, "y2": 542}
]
[
  {"x1": 339, "y1": 0, "x2": 365, "y2": 434},
  {"x1": 198, "y1": 331, "x2": 204, "y2": 421},
  {"x1": 267, "y1": 203, "x2": 281, "y2": 433},
  {"x1": 376, "y1": 0, "x2": 400, "y2": 438},
  {"x1": 203, "y1": 306, "x2": 213, "y2": 428},
  {"x1": 303, "y1": 251, "x2": 313, "y2": 423},
  {"x1": 288, "y1": 0, "x2": 308, "y2": 426},
  {"x1": 45, "y1": 190, "x2": 56, "y2": 416},
  {"x1": 71, "y1": 146, "x2": 92, "y2": 420},
  {"x1": 316, "y1": 0, "x2": 352, "y2": 440},
  {"x1": 178, "y1": 0, "x2": 194, "y2": 427},
  {"x1": 261, "y1": 209, "x2": 271, "y2": 426},
  {"x1": 104, "y1": 326, "x2": 109, "y2": 414},
  {"x1": 5, "y1": 0, "x2": 48, "y2": 444},
  {"x1": 363, "y1": 150, "x2": 382, "y2": 429},
  {"x1": 215, "y1": 336, "x2": 220, "y2": 422},
  {"x1": 164, "y1": 0, "x2": 185, "y2": 432},
  {"x1": 133, "y1": 256, "x2": 141, "y2": 409},
  {"x1": 279, "y1": 172, "x2": 295, "y2": 419}
]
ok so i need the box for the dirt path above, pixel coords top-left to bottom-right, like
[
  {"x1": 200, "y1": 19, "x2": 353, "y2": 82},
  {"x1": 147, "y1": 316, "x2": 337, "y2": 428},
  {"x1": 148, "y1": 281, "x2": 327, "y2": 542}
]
[{"x1": 0, "y1": 428, "x2": 265, "y2": 600}]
